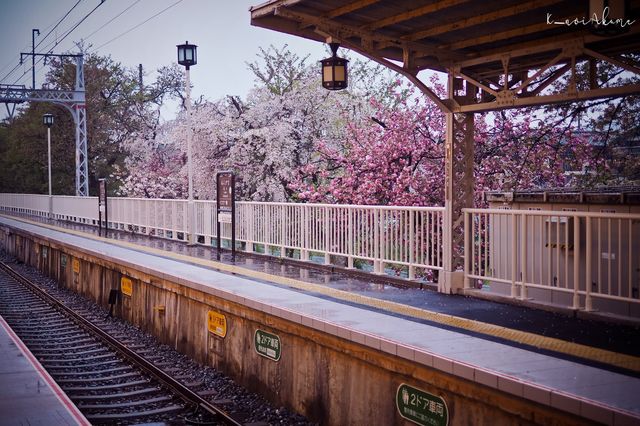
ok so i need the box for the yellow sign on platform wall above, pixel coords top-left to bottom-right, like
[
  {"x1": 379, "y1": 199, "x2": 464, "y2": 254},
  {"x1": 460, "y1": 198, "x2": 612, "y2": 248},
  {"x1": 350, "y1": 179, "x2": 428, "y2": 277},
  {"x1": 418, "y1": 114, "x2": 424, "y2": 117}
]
[
  {"x1": 207, "y1": 310, "x2": 227, "y2": 338},
  {"x1": 121, "y1": 277, "x2": 133, "y2": 297},
  {"x1": 72, "y1": 259, "x2": 80, "y2": 274}
]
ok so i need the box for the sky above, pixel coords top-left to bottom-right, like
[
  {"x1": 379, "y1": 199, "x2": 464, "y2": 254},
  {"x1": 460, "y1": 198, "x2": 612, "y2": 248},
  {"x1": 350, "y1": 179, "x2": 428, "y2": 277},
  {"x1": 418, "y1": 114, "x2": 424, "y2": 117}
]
[{"x1": 0, "y1": 0, "x2": 332, "y2": 119}]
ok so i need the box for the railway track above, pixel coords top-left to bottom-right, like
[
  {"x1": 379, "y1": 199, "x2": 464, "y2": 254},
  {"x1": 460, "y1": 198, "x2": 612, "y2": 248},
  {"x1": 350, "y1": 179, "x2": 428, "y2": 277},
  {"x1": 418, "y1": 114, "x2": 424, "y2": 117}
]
[{"x1": 0, "y1": 259, "x2": 243, "y2": 425}]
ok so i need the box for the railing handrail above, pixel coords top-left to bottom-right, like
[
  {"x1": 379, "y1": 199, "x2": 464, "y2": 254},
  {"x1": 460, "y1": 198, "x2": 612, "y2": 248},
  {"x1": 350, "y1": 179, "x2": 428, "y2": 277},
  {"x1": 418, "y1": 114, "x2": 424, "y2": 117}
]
[
  {"x1": 0, "y1": 193, "x2": 445, "y2": 211},
  {"x1": 463, "y1": 207, "x2": 640, "y2": 220}
]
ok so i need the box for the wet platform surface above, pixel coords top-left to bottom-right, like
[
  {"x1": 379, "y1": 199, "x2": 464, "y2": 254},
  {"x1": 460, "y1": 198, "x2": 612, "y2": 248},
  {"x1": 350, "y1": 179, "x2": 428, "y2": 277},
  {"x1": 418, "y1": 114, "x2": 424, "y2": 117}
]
[
  {"x1": 0, "y1": 216, "x2": 640, "y2": 424},
  {"x1": 0, "y1": 315, "x2": 88, "y2": 425},
  {"x1": 2, "y1": 213, "x2": 639, "y2": 423},
  {"x1": 7, "y1": 213, "x2": 639, "y2": 365}
]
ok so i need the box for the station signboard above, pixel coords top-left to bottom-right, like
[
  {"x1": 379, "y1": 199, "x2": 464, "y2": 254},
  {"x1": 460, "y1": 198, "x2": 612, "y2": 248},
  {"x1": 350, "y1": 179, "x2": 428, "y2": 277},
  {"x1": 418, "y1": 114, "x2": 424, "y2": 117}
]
[
  {"x1": 98, "y1": 178, "x2": 108, "y2": 237},
  {"x1": 217, "y1": 211, "x2": 232, "y2": 224},
  {"x1": 120, "y1": 276, "x2": 133, "y2": 297},
  {"x1": 72, "y1": 258, "x2": 80, "y2": 274},
  {"x1": 207, "y1": 310, "x2": 227, "y2": 338},
  {"x1": 215, "y1": 172, "x2": 236, "y2": 259},
  {"x1": 396, "y1": 383, "x2": 449, "y2": 426},
  {"x1": 217, "y1": 173, "x2": 233, "y2": 210},
  {"x1": 254, "y1": 329, "x2": 281, "y2": 361}
]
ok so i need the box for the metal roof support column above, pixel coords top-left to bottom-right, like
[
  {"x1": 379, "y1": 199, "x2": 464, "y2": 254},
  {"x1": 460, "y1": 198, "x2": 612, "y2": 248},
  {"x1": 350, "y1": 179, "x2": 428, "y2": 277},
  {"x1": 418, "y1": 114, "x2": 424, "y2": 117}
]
[{"x1": 441, "y1": 75, "x2": 475, "y2": 293}]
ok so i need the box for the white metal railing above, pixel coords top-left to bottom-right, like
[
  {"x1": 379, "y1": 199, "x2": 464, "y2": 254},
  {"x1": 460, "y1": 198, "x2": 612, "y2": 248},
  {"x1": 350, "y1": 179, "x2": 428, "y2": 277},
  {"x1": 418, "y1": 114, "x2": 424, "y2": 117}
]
[
  {"x1": 464, "y1": 208, "x2": 640, "y2": 312},
  {"x1": 2, "y1": 193, "x2": 639, "y2": 313},
  {"x1": 0, "y1": 194, "x2": 444, "y2": 277}
]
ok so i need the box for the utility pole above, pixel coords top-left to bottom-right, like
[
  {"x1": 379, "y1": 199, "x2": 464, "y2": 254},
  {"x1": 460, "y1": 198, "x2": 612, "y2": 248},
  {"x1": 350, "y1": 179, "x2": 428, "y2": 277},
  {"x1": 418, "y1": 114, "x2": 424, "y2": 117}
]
[
  {"x1": 32, "y1": 29, "x2": 40, "y2": 89},
  {"x1": 138, "y1": 64, "x2": 143, "y2": 90}
]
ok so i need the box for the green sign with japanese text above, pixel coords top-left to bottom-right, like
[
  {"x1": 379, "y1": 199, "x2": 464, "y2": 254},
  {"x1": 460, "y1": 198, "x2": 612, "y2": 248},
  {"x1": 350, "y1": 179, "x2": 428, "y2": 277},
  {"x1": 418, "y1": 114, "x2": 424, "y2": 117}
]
[
  {"x1": 254, "y1": 329, "x2": 281, "y2": 361},
  {"x1": 396, "y1": 383, "x2": 448, "y2": 426}
]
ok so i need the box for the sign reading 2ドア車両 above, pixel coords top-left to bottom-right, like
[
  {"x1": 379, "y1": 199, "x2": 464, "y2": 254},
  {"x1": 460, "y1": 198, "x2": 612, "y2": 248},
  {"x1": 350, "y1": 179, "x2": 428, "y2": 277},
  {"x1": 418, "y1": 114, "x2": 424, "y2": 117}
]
[
  {"x1": 396, "y1": 383, "x2": 448, "y2": 426},
  {"x1": 254, "y1": 329, "x2": 281, "y2": 361}
]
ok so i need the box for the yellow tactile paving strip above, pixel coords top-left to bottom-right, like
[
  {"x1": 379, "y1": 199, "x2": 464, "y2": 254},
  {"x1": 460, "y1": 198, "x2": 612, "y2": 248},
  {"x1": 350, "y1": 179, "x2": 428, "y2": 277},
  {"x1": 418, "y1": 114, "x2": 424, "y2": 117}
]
[{"x1": 3, "y1": 213, "x2": 640, "y2": 373}]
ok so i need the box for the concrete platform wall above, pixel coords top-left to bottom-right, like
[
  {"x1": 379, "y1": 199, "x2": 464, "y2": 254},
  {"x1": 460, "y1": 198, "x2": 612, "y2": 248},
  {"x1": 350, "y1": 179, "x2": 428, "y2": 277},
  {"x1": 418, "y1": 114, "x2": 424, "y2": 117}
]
[{"x1": 0, "y1": 225, "x2": 594, "y2": 426}]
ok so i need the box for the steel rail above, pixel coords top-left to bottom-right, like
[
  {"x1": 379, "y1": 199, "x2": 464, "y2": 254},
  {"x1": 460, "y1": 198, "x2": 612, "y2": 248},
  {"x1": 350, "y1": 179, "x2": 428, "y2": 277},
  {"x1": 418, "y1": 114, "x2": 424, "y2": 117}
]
[{"x1": 0, "y1": 260, "x2": 242, "y2": 426}]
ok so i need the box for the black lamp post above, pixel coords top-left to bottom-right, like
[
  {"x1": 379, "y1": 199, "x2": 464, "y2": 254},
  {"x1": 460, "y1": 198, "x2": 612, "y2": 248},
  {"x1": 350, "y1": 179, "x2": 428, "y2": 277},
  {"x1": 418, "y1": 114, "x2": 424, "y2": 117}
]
[
  {"x1": 176, "y1": 41, "x2": 197, "y2": 244},
  {"x1": 43, "y1": 113, "x2": 54, "y2": 127},
  {"x1": 320, "y1": 42, "x2": 349, "y2": 90},
  {"x1": 177, "y1": 41, "x2": 197, "y2": 70}
]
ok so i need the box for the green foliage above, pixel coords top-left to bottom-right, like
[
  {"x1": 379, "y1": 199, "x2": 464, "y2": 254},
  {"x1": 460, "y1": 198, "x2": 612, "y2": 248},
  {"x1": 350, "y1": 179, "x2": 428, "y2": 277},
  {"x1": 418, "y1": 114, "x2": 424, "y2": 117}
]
[{"x1": 1, "y1": 52, "x2": 183, "y2": 195}]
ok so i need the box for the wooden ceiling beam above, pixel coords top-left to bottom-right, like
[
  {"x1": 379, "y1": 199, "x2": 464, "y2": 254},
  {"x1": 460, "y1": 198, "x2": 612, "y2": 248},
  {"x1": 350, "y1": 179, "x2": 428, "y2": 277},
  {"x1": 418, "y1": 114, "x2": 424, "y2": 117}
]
[
  {"x1": 274, "y1": 7, "x2": 465, "y2": 62},
  {"x1": 456, "y1": 24, "x2": 640, "y2": 71},
  {"x1": 456, "y1": 83, "x2": 640, "y2": 113},
  {"x1": 362, "y1": 0, "x2": 470, "y2": 31},
  {"x1": 404, "y1": 0, "x2": 562, "y2": 42},
  {"x1": 325, "y1": 0, "x2": 380, "y2": 18},
  {"x1": 299, "y1": 0, "x2": 381, "y2": 30},
  {"x1": 441, "y1": 15, "x2": 575, "y2": 52}
]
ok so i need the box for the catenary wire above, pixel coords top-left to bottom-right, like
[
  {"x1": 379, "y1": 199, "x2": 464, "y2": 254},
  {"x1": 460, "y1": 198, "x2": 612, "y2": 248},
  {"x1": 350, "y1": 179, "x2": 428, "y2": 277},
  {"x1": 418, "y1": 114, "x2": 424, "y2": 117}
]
[
  {"x1": 0, "y1": 0, "x2": 84, "y2": 83},
  {"x1": 9, "y1": 0, "x2": 106, "y2": 86},
  {"x1": 84, "y1": 0, "x2": 143, "y2": 41},
  {"x1": 91, "y1": 0, "x2": 184, "y2": 52}
]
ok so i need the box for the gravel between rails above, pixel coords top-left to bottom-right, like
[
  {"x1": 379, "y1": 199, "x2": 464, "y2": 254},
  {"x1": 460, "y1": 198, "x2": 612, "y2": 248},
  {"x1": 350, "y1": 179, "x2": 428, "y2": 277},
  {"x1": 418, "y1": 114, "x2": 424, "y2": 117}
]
[{"x1": 0, "y1": 250, "x2": 312, "y2": 426}]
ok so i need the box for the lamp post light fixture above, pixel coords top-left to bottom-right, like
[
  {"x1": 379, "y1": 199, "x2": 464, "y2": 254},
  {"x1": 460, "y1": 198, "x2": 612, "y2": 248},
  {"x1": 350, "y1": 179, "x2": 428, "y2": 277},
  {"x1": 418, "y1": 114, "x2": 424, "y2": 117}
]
[
  {"x1": 320, "y1": 42, "x2": 348, "y2": 90},
  {"x1": 177, "y1": 41, "x2": 197, "y2": 244},
  {"x1": 43, "y1": 113, "x2": 54, "y2": 218},
  {"x1": 177, "y1": 41, "x2": 197, "y2": 69}
]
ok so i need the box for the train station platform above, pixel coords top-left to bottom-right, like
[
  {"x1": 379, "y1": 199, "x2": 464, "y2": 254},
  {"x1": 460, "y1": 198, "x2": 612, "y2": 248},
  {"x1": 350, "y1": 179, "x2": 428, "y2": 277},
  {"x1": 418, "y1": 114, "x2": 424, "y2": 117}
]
[
  {"x1": 1, "y1": 213, "x2": 639, "y2": 425},
  {"x1": 0, "y1": 315, "x2": 89, "y2": 425}
]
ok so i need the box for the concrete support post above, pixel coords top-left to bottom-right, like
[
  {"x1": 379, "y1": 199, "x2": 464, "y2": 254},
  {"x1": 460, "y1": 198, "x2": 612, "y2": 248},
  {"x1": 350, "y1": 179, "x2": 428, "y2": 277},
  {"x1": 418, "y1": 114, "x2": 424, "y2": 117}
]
[
  {"x1": 572, "y1": 216, "x2": 581, "y2": 309},
  {"x1": 347, "y1": 208, "x2": 354, "y2": 269},
  {"x1": 324, "y1": 207, "x2": 331, "y2": 264},
  {"x1": 585, "y1": 216, "x2": 593, "y2": 311},
  {"x1": 280, "y1": 205, "x2": 286, "y2": 258},
  {"x1": 520, "y1": 214, "x2": 529, "y2": 300},
  {"x1": 301, "y1": 205, "x2": 309, "y2": 261},
  {"x1": 246, "y1": 205, "x2": 254, "y2": 253},
  {"x1": 463, "y1": 210, "x2": 471, "y2": 289},
  {"x1": 409, "y1": 210, "x2": 415, "y2": 280}
]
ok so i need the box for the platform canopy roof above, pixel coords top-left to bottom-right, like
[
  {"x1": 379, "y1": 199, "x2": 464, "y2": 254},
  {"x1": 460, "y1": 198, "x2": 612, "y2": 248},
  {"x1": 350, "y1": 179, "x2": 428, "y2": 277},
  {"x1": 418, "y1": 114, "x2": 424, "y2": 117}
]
[{"x1": 250, "y1": 0, "x2": 640, "y2": 112}]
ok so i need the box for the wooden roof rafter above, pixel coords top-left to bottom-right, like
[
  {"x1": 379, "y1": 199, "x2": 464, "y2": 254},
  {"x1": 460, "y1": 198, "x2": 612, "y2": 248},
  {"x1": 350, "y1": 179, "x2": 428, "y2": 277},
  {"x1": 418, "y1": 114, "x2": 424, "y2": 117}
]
[
  {"x1": 402, "y1": 0, "x2": 562, "y2": 42},
  {"x1": 251, "y1": 0, "x2": 640, "y2": 113},
  {"x1": 325, "y1": 0, "x2": 380, "y2": 18},
  {"x1": 298, "y1": 0, "x2": 381, "y2": 30},
  {"x1": 361, "y1": 0, "x2": 470, "y2": 31},
  {"x1": 273, "y1": 6, "x2": 465, "y2": 64},
  {"x1": 453, "y1": 41, "x2": 640, "y2": 112},
  {"x1": 440, "y1": 15, "x2": 577, "y2": 52}
]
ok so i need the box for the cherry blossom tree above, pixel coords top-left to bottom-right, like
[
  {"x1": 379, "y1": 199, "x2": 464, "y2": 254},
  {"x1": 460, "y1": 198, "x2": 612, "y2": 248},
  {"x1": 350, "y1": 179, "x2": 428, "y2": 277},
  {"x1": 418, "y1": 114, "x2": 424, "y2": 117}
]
[
  {"x1": 289, "y1": 80, "x2": 594, "y2": 207},
  {"x1": 123, "y1": 45, "x2": 378, "y2": 201},
  {"x1": 122, "y1": 45, "x2": 595, "y2": 205}
]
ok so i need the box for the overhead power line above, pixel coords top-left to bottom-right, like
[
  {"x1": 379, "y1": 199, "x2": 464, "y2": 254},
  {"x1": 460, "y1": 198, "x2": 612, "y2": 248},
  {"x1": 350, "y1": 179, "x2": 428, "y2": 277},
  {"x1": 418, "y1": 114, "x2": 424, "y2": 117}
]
[
  {"x1": 8, "y1": 0, "x2": 106, "y2": 86},
  {"x1": 0, "y1": 0, "x2": 84, "y2": 83},
  {"x1": 91, "y1": 0, "x2": 184, "y2": 52},
  {"x1": 35, "y1": 0, "x2": 85, "y2": 50},
  {"x1": 84, "y1": 0, "x2": 143, "y2": 41}
]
